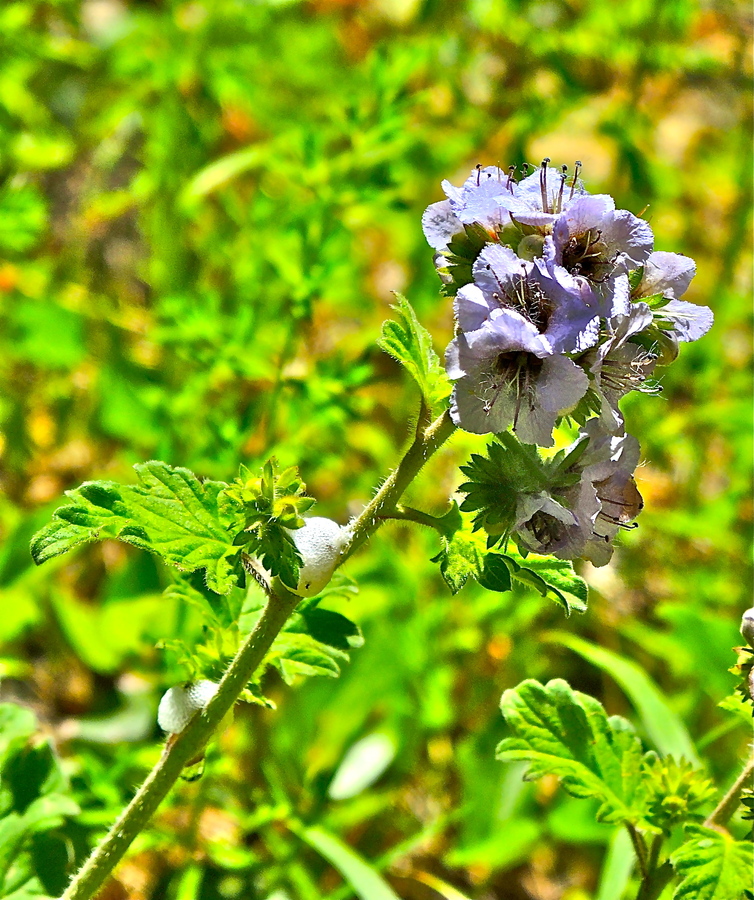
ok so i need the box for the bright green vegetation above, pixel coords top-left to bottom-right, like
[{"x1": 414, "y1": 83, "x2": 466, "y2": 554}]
[{"x1": 0, "y1": 1, "x2": 751, "y2": 899}]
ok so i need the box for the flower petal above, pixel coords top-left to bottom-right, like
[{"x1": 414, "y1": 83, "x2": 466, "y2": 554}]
[{"x1": 638, "y1": 251, "x2": 696, "y2": 299}]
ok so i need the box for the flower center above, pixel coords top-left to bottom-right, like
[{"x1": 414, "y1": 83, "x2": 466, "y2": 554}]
[{"x1": 562, "y1": 228, "x2": 617, "y2": 284}]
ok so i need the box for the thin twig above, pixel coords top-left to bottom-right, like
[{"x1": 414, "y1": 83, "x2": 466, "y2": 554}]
[{"x1": 704, "y1": 747, "x2": 754, "y2": 830}]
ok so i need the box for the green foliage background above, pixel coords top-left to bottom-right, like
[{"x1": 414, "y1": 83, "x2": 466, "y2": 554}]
[{"x1": 0, "y1": 0, "x2": 751, "y2": 898}]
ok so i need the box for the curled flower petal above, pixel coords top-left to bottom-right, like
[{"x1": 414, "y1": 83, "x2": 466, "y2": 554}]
[
  {"x1": 637, "y1": 251, "x2": 696, "y2": 299},
  {"x1": 421, "y1": 200, "x2": 463, "y2": 251},
  {"x1": 656, "y1": 299, "x2": 714, "y2": 342}
]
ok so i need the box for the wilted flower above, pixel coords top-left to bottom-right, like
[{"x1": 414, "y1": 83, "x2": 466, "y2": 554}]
[
  {"x1": 514, "y1": 421, "x2": 643, "y2": 566},
  {"x1": 446, "y1": 244, "x2": 596, "y2": 445}
]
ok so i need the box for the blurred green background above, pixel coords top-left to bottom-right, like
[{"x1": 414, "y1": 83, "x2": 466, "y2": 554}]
[{"x1": 0, "y1": 1, "x2": 751, "y2": 898}]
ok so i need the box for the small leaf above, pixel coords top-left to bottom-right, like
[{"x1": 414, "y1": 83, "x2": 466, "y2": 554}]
[
  {"x1": 431, "y1": 530, "x2": 483, "y2": 594},
  {"x1": 377, "y1": 294, "x2": 451, "y2": 410},
  {"x1": 497, "y1": 679, "x2": 653, "y2": 828},
  {"x1": 671, "y1": 826, "x2": 753, "y2": 900},
  {"x1": 477, "y1": 553, "x2": 512, "y2": 593},
  {"x1": 31, "y1": 462, "x2": 239, "y2": 594}
]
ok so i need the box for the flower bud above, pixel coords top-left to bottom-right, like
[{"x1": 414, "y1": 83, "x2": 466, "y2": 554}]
[
  {"x1": 157, "y1": 680, "x2": 219, "y2": 734},
  {"x1": 289, "y1": 516, "x2": 350, "y2": 597},
  {"x1": 741, "y1": 608, "x2": 754, "y2": 648}
]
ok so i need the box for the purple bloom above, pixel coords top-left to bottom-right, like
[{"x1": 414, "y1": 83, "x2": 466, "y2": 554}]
[
  {"x1": 581, "y1": 302, "x2": 659, "y2": 432},
  {"x1": 514, "y1": 420, "x2": 643, "y2": 566},
  {"x1": 422, "y1": 165, "x2": 514, "y2": 252},
  {"x1": 634, "y1": 251, "x2": 713, "y2": 343},
  {"x1": 545, "y1": 194, "x2": 654, "y2": 318},
  {"x1": 446, "y1": 245, "x2": 596, "y2": 445}
]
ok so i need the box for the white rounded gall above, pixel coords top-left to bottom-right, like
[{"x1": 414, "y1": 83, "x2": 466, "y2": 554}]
[
  {"x1": 741, "y1": 608, "x2": 754, "y2": 648},
  {"x1": 157, "y1": 680, "x2": 219, "y2": 734},
  {"x1": 290, "y1": 517, "x2": 350, "y2": 597}
]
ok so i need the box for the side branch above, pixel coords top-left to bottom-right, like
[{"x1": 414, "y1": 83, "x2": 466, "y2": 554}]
[{"x1": 704, "y1": 747, "x2": 754, "y2": 830}]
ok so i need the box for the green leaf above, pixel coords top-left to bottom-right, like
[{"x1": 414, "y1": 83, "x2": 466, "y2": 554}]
[
  {"x1": 544, "y1": 633, "x2": 698, "y2": 763},
  {"x1": 377, "y1": 294, "x2": 451, "y2": 410},
  {"x1": 0, "y1": 705, "x2": 78, "y2": 894},
  {"x1": 504, "y1": 549, "x2": 588, "y2": 614},
  {"x1": 497, "y1": 679, "x2": 653, "y2": 828},
  {"x1": 431, "y1": 529, "x2": 484, "y2": 594},
  {"x1": 30, "y1": 462, "x2": 239, "y2": 594},
  {"x1": 671, "y1": 826, "x2": 753, "y2": 900},
  {"x1": 458, "y1": 434, "x2": 551, "y2": 539},
  {"x1": 296, "y1": 825, "x2": 401, "y2": 900}
]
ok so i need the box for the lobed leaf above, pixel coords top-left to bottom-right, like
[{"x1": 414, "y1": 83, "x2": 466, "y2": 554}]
[
  {"x1": 30, "y1": 462, "x2": 239, "y2": 594},
  {"x1": 671, "y1": 826, "x2": 753, "y2": 900},
  {"x1": 497, "y1": 679, "x2": 652, "y2": 828},
  {"x1": 378, "y1": 294, "x2": 451, "y2": 410}
]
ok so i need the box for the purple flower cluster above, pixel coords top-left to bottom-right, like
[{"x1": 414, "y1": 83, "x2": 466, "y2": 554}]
[{"x1": 425, "y1": 160, "x2": 713, "y2": 564}]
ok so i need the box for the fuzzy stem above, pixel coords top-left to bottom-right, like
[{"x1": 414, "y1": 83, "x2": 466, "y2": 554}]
[
  {"x1": 626, "y1": 824, "x2": 649, "y2": 881},
  {"x1": 704, "y1": 747, "x2": 754, "y2": 830},
  {"x1": 341, "y1": 408, "x2": 456, "y2": 562},
  {"x1": 61, "y1": 407, "x2": 455, "y2": 900},
  {"x1": 61, "y1": 581, "x2": 301, "y2": 900}
]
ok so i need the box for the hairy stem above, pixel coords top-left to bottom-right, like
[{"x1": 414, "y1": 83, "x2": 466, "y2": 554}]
[
  {"x1": 704, "y1": 747, "x2": 754, "y2": 830},
  {"x1": 342, "y1": 408, "x2": 456, "y2": 562},
  {"x1": 634, "y1": 834, "x2": 669, "y2": 900},
  {"x1": 62, "y1": 407, "x2": 455, "y2": 900},
  {"x1": 62, "y1": 581, "x2": 301, "y2": 900},
  {"x1": 626, "y1": 824, "x2": 649, "y2": 881}
]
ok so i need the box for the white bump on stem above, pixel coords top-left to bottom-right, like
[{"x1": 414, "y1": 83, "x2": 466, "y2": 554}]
[
  {"x1": 289, "y1": 516, "x2": 351, "y2": 597},
  {"x1": 157, "y1": 680, "x2": 219, "y2": 734}
]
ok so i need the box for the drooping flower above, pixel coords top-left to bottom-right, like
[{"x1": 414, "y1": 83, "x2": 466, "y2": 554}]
[
  {"x1": 514, "y1": 420, "x2": 643, "y2": 566},
  {"x1": 633, "y1": 250, "x2": 713, "y2": 343},
  {"x1": 446, "y1": 244, "x2": 596, "y2": 445},
  {"x1": 580, "y1": 301, "x2": 659, "y2": 432}
]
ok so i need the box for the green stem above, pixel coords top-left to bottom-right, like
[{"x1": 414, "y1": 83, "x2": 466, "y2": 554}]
[
  {"x1": 61, "y1": 408, "x2": 455, "y2": 900},
  {"x1": 61, "y1": 580, "x2": 301, "y2": 900},
  {"x1": 378, "y1": 505, "x2": 451, "y2": 535},
  {"x1": 341, "y1": 409, "x2": 456, "y2": 562},
  {"x1": 704, "y1": 748, "x2": 754, "y2": 830},
  {"x1": 626, "y1": 824, "x2": 649, "y2": 881}
]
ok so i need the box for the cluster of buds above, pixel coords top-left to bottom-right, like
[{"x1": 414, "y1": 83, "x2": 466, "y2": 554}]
[{"x1": 424, "y1": 160, "x2": 713, "y2": 564}]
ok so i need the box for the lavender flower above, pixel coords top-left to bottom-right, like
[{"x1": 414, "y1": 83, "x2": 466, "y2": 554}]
[
  {"x1": 495, "y1": 160, "x2": 588, "y2": 228},
  {"x1": 633, "y1": 251, "x2": 714, "y2": 343},
  {"x1": 545, "y1": 193, "x2": 654, "y2": 317},
  {"x1": 446, "y1": 245, "x2": 596, "y2": 445},
  {"x1": 581, "y1": 302, "x2": 659, "y2": 432},
  {"x1": 514, "y1": 421, "x2": 643, "y2": 566},
  {"x1": 421, "y1": 165, "x2": 513, "y2": 252}
]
